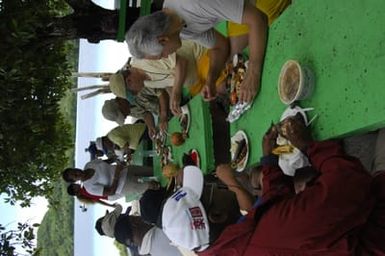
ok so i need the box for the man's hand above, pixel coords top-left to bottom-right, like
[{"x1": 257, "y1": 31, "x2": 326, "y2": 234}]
[
  {"x1": 148, "y1": 126, "x2": 157, "y2": 140},
  {"x1": 201, "y1": 82, "x2": 217, "y2": 101},
  {"x1": 262, "y1": 124, "x2": 278, "y2": 156},
  {"x1": 159, "y1": 118, "x2": 168, "y2": 134},
  {"x1": 237, "y1": 4, "x2": 267, "y2": 104},
  {"x1": 170, "y1": 90, "x2": 182, "y2": 116},
  {"x1": 123, "y1": 146, "x2": 134, "y2": 156},
  {"x1": 216, "y1": 164, "x2": 237, "y2": 187},
  {"x1": 239, "y1": 67, "x2": 260, "y2": 103},
  {"x1": 279, "y1": 114, "x2": 313, "y2": 152}
]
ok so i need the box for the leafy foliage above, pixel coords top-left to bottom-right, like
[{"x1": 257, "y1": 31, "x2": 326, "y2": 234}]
[
  {"x1": 36, "y1": 180, "x2": 74, "y2": 256},
  {"x1": 0, "y1": 221, "x2": 40, "y2": 256},
  {"x1": 0, "y1": 0, "x2": 75, "y2": 206},
  {"x1": 114, "y1": 240, "x2": 129, "y2": 256}
]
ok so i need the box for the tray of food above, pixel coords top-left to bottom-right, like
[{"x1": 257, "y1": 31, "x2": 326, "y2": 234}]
[{"x1": 228, "y1": 54, "x2": 248, "y2": 106}]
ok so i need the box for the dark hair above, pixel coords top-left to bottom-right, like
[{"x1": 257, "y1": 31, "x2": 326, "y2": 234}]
[
  {"x1": 139, "y1": 188, "x2": 167, "y2": 224},
  {"x1": 114, "y1": 215, "x2": 134, "y2": 246},
  {"x1": 62, "y1": 168, "x2": 83, "y2": 182},
  {"x1": 62, "y1": 168, "x2": 74, "y2": 182},
  {"x1": 95, "y1": 218, "x2": 105, "y2": 236},
  {"x1": 294, "y1": 166, "x2": 319, "y2": 184},
  {"x1": 67, "y1": 183, "x2": 80, "y2": 196}
]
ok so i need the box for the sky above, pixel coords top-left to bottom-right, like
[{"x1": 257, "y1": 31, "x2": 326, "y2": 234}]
[
  {"x1": 73, "y1": 1, "x2": 131, "y2": 255},
  {"x1": 0, "y1": 1, "x2": 131, "y2": 255},
  {"x1": 74, "y1": 38, "x2": 130, "y2": 256}
]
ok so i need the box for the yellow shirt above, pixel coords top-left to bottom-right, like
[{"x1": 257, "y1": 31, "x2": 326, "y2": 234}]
[
  {"x1": 130, "y1": 41, "x2": 206, "y2": 90},
  {"x1": 107, "y1": 123, "x2": 146, "y2": 150}
]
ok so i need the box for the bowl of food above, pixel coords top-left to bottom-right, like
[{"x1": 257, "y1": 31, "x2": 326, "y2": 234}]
[{"x1": 278, "y1": 60, "x2": 314, "y2": 105}]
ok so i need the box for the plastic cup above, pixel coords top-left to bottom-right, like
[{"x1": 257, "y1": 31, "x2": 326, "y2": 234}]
[{"x1": 278, "y1": 60, "x2": 314, "y2": 105}]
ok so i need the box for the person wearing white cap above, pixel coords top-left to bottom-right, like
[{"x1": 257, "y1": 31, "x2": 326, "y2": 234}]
[
  {"x1": 109, "y1": 70, "x2": 170, "y2": 138},
  {"x1": 95, "y1": 204, "x2": 183, "y2": 256},
  {"x1": 161, "y1": 165, "x2": 241, "y2": 252}
]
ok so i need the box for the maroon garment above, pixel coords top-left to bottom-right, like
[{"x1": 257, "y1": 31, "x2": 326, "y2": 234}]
[
  {"x1": 200, "y1": 140, "x2": 376, "y2": 256},
  {"x1": 357, "y1": 172, "x2": 385, "y2": 256},
  {"x1": 80, "y1": 187, "x2": 108, "y2": 201}
]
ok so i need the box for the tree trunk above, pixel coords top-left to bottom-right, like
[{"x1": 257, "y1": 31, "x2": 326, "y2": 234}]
[{"x1": 39, "y1": 0, "x2": 163, "y2": 44}]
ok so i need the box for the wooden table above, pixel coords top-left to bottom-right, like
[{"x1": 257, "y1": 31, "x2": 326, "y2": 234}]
[{"x1": 231, "y1": 0, "x2": 385, "y2": 166}]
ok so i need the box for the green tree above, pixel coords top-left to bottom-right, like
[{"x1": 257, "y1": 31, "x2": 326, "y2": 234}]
[
  {"x1": 1, "y1": 0, "x2": 163, "y2": 45},
  {"x1": 37, "y1": 180, "x2": 74, "y2": 256},
  {"x1": 0, "y1": 221, "x2": 40, "y2": 256},
  {"x1": 114, "y1": 240, "x2": 129, "y2": 256},
  {"x1": 0, "y1": 0, "x2": 75, "y2": 206}
]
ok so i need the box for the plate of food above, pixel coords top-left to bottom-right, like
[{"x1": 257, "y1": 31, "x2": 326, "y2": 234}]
[
  {"x1": 230, "y1": 130, "x2": 249, "y2": 172},
  {"x1": 154, "y1": 132, "x2": 166, "y2": 156},
  {"x1": 160, "y1": 146, "x2": 173, "y2": 168},
  {"x1": 179, "y1": 105, "x2": 190, "y2": 133},
  {"x1": 229, "y1": 54, "x2": 248, "y2": 105},
  {"x1": 182, "y1": 149, "x2": 200, "y2": 168},
  {"x1": 190, "y1": 149, "x2": 200, "y2": 168}
]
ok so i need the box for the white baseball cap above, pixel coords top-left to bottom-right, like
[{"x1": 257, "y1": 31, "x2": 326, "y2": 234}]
[{"x1": 162, "y1": 166, "x2": 209, "y2": 251}]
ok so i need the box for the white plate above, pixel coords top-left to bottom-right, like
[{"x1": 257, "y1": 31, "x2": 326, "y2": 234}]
[
  {"x1": 280, "y1": 105, "x2": 316, "y2": 126},
  {"x1": 230, "y1": 130, "x2": 249, "y2": 172},
  {"x1": 179, "y1": 105, "x2": 190, "y2": 133}
]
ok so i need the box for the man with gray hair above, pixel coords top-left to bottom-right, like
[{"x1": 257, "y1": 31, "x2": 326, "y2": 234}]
[{"x1": 126, "y1": 0, "x2": 291, "y2": 104}]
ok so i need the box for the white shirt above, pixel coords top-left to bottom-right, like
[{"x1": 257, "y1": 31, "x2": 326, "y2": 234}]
[
  {"x1": 163, "y1": 0, "x2": 244, "y2": 48},
  {"x1": 83, "y1": 159, "x2": 127, "y2": 197},
  {"x1": 139, "y1": 227, "x2": 182, "y2": 256}
]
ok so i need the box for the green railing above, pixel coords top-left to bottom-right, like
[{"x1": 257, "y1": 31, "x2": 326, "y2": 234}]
[{"x1": 117, "y1": 0, "x2": 153, "y2": 42}]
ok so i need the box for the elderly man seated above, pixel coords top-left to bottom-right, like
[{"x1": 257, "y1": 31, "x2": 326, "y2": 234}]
[{"x1": 126, "y1": 0, "x2": 291, "y2": 103}]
